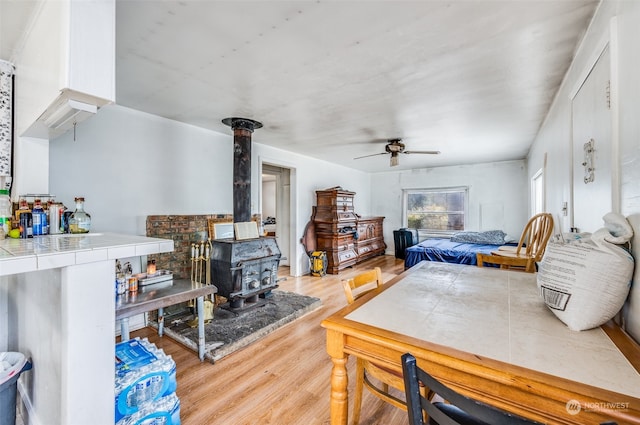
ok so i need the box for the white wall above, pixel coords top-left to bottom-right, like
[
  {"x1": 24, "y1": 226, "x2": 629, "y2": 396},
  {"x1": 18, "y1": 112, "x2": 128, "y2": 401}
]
[
  {"x1": 50, "y1": 105, "x2": 233, "y2": 234},
  {"x1": 12, "y1": 0, "x2": 115, "y2": 198},
  {"x1": 370, "y1": 160, "x2": 529, "y2": 252},
  {"x1": 527, "y1": 1, "x2": 640, "y2": 342},
  {"x1": 49, "y1": 104, "x2": 372, "y2": 276}
]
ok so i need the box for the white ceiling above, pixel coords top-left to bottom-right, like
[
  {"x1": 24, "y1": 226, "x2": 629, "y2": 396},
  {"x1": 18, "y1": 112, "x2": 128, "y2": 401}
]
[{"x1": 2, "y1": 0, "x2": 599, "y2": 172}]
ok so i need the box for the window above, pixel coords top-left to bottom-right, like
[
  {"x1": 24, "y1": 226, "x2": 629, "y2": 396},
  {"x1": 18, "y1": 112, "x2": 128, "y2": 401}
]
[{"x1": 403, "y1": 187, "x2": 467, "y2": 233}]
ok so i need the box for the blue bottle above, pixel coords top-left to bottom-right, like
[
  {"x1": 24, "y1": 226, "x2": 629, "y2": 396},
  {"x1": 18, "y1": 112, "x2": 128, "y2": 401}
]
[{"x1": 31, "y1": 199, "x2": 47, "y2": 235}]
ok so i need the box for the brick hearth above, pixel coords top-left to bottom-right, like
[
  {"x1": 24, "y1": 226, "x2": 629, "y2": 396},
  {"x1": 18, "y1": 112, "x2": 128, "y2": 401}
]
[{"x1": 146, "y1": 214, "x2": 262, "y2": 278}]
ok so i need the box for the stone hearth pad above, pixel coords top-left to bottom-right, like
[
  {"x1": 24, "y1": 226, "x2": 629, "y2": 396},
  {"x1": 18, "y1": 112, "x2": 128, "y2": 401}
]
[{"x1": 149, "y1": 290, "x2": 321, "y2": 362}]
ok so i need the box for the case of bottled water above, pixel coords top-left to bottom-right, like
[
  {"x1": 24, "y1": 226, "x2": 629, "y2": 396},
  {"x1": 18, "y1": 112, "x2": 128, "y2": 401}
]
[
  {"x1": 115, "y1": 393, "x2": 180, "y2": 425},
  {"x1": 115, "y1": 338, "x2": 179, "y2": 424}
]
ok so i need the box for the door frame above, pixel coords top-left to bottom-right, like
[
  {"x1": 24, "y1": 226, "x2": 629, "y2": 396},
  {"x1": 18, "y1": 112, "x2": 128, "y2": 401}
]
[{"x1": 258, "y1": 157, "x2": 298, "y2": 276}]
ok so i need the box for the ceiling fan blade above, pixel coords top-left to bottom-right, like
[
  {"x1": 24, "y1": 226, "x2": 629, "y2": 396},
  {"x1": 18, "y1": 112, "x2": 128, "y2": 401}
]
[
  {"x1": 353, "y1": 152, "x2": 387, "y2": 160},
  {"x1": 403, "y1": 150, "x2": 441, "y2": 155}
]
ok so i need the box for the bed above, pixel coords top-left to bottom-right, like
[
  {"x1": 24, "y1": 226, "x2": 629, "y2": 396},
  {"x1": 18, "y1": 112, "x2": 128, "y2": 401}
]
[{"x1": 404, "y1": 230, "x2": 516, "y2": 269}]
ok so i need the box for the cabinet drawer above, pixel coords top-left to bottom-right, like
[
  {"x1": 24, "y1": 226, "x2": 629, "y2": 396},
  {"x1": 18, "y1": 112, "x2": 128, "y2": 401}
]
[
  {"x1": 316, "y1": 234, "x2": 354, "y2": 250},
  {"x1": 337, "y1": 211, "x2": 357, "y2": 221},
  {"x1": 314, "y1": 209, "x2": 356, "y2": 223},
  {"x1": 338, "y1": 249, "x2": 357, "y2": 263},
  {"x1": 336, "y1": 198, "x2": 353, "y2": 208},
  {"x1": 357, "y1": 245, "x2": 372, "y2": 256},
  {"x1": 338, "y1": 241, "x2": 355, "y2": 251},
  {"x1": 316, "y1": 192, "x2": 355, "y2": 207}
]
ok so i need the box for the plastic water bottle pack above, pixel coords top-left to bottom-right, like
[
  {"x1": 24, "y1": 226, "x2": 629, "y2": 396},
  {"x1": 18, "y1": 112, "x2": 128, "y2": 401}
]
[
  {"x1": 115, "y1": 393, "x2": 180, "y2": 425},
  {"x1": 115, "y1": 338, "x2": 180, "y2": 425}
]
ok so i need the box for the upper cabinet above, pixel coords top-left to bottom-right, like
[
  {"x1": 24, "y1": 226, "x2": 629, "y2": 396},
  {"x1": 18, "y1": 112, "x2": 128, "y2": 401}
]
[{"x1": 15, "y1": 0, "x2": 115, "y2": 139}]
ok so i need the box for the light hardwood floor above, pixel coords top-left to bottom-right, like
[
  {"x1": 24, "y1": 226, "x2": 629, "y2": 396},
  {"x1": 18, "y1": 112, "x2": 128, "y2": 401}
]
[{"x1": 130, "y1": 254, "x2": 410, "y2": 425}]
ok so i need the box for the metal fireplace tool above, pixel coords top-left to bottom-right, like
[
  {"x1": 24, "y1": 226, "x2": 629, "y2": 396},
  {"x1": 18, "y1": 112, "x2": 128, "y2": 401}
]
[{"x1": 188, "y1": 238, "x2": 215, "y2": 326}]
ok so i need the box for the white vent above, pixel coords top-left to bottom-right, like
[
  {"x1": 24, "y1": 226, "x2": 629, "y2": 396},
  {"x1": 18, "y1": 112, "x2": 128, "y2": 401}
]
[
  {"x1": 23, "y1": 88, "x2": 111, "y2": 139},
  {"x1": 41, "y1": 98, "x2": 97, "y2": 132}
]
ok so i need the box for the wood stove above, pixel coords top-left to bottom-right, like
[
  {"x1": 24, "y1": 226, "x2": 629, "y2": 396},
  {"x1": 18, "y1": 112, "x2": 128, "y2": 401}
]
[
  {"x1": 211, "y1": 117, "x2": 281, "y2": 309},
  {"x1": 210, "y1": 237, "x2": 280, "y2": 309}
]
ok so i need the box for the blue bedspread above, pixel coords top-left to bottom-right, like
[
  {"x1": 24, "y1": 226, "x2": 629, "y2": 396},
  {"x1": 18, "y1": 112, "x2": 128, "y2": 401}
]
[{"x1": 404, "y1": 238, "x2": 501, "y2": 269}]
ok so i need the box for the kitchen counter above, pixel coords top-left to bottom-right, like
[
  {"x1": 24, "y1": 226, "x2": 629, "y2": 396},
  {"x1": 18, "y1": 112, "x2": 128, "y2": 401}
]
[
  {"x1": 0, "y1": 233, "x2": 174, "y2": 425},
  {"x1": 0, "y1": 232, "x2": 174, "y2": 276}
]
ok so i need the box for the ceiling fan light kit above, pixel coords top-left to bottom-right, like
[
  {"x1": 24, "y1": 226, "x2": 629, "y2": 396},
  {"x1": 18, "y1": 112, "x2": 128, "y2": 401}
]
[{"x1": 353, "y1": 138, "x2": 440, "y2": 167}]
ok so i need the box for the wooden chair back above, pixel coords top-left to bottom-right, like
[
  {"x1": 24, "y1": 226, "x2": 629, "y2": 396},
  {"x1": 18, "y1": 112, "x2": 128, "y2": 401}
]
[
  {"x1": 483, "y1": 213, "x2": 555, "y2": 272},
  {"x1": 342, "y1": 267, "x2": 383, "y2": 304},
  {"x1": 514, "y1": 212, "x2": 554, "y2": 261}
]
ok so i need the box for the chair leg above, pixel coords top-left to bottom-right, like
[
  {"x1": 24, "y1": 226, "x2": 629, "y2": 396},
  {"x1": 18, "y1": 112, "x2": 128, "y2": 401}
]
[{"x1": 352, "y1": 358, "x2": 365, "y2": 425}]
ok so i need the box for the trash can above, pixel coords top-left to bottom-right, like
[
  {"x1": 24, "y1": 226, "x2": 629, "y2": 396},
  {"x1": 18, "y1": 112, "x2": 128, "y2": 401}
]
[{"x1": 0, "y1": 352, "x2": 32, "y2": 425}]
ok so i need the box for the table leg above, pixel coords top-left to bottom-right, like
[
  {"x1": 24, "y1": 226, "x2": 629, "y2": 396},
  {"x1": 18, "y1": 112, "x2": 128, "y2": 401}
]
[
  {"x1": 120, "y1": 317, "x2": 130, "y2": 341},
  {"x1": 326, "y1": 329, "x2": 348, "y2": 425},
  {"x1": 329, "y1": 356, "x2": 349, "y2": 424},
  {"x1": 197, "y1": 296, "x2": 205, "y2": 361},
  {"x1": 158, "y1": 307, "x2": 164, "y2": 337}
]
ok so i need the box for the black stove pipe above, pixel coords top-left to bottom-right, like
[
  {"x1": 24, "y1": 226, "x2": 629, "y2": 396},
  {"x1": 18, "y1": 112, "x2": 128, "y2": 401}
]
[{"x1": 222, "y1": 117, "x2": 263, "y2": 223}]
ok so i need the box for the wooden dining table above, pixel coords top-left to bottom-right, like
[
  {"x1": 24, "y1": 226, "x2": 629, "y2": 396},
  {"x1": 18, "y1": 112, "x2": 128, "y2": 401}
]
[{"x1": 321, "y1": 261, "x2": 640, "y2": 424}]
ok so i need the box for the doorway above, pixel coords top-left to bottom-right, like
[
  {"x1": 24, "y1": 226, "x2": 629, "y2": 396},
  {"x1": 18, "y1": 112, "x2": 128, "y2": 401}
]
[{"x1": 262, "y1": 164, "x2": 291, "y2": 267}]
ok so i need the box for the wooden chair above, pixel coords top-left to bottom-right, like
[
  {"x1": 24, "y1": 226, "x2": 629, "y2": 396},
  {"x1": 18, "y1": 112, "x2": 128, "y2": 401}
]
[
  {"x1": 477, "y1": 213, "x2": 554, "y2": 273},
  {"x1": 342, "y1": 268, "x2": 431, "y2": 424},
  {"x1": 401, "y1": 353, "x2": 543, "y2": 425},
  {"x1": 341, "y1": 267, "x2": 383, "y2": 304}
]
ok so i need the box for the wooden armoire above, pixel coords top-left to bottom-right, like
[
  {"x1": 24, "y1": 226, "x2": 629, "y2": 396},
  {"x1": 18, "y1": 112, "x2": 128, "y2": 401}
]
[{"x1": 311, "y1": 187, "x2": 385, "y2": 274}]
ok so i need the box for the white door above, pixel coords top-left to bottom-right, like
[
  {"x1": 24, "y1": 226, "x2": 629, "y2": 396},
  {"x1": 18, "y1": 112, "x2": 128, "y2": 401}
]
[{"x1": 572, "y1": 47, "x2": 612, "y2": 233}]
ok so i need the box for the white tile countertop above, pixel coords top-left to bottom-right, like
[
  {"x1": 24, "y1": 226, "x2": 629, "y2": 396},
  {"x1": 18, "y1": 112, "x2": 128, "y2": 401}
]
[
  {"x1": 346, "y1": 261, "x2": 640, "y2": 400},
  {"x1": 0, "y1": 233, "x2": 174, "y2": 276}
]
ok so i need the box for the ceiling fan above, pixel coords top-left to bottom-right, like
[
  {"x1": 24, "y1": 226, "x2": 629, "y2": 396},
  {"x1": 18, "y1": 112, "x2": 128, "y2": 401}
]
[{"x1": 354, "y1": 138, "x2": 440, "y2": 167}]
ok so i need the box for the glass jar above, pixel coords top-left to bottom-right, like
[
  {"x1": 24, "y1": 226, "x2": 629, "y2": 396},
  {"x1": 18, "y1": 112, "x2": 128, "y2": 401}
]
[{"x1": 69, "y1": 197, "x2": 91, "y2": 234}]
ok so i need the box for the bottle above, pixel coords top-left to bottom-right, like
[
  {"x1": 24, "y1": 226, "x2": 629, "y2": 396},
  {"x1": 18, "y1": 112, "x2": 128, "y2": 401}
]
[
  {"x1": 128, "y1": 277, "x2": 138, "y2": 293},
  {"x1": 31, "y1": 199, "x2": 47, "y2": 236},
  {"x1": 0, "y1": 189, "x2": 11, "y2": 239},
  {"x1": 115, "y1": 260, "x2": 127, "y2": 296},
  {"x1": 48, "y1": 202, "x2": 62, "y2": 234},
  {"x1": 61, "y1": 205, "x2": 73, "y2": 234},
  {"x1": 19, "y1": 212, "x2": 33, "y2": 238},
  {"x1": 15, "y1": 197, "x2": 30, "y2": 221},
  {"x1": 69, "y1": 197, "x2": 91, "y2": 233},
  {"x1": 146, "y1": 259, "x2": 157, "y2": 275}
]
